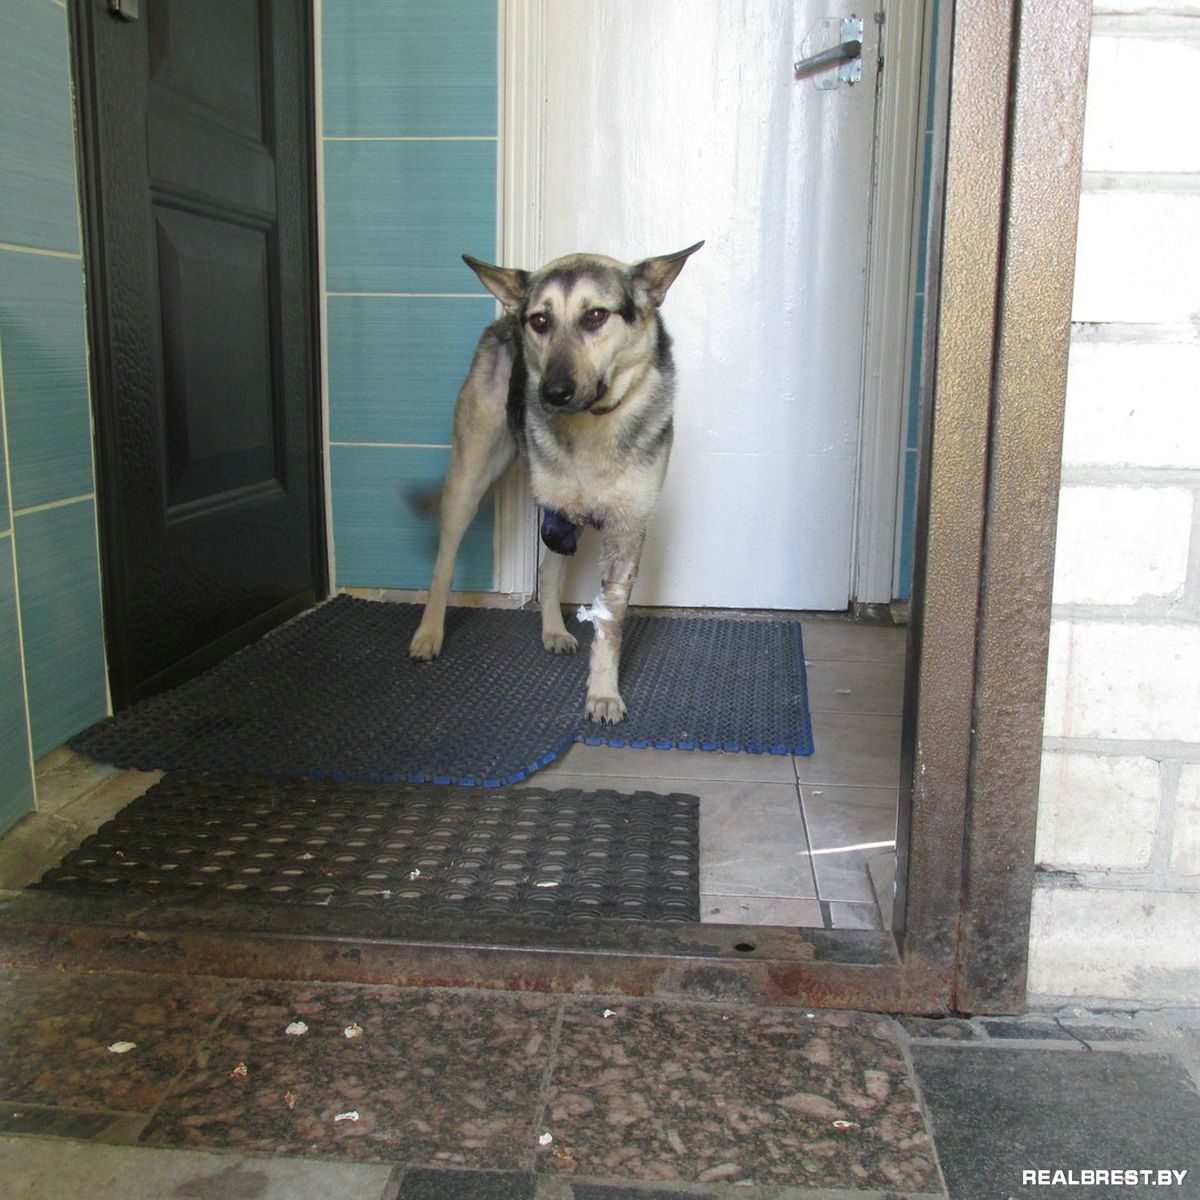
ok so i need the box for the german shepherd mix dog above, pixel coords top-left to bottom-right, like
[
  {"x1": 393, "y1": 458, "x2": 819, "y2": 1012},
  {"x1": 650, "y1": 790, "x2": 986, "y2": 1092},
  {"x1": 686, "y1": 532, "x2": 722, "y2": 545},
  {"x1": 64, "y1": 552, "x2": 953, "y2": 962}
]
[{"x1": 409, "y1": 242, "x2": 703, "y2": 724}]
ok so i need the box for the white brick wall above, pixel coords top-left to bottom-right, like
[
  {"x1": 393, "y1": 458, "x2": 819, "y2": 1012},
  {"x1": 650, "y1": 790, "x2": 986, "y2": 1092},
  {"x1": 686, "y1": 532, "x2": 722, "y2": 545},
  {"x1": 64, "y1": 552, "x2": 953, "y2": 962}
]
[
  {"x1": 1029, "y1": 888, "x2": 1200, "y2": 1001},
  {"x1": 1082, "y1": 32, "x2": 1200, "y2": 173},
  {"x1": 1051, "y1": 487, "x2": 1191, "y2": 606},
  {"x1": 1063, "y1": 342, "x2": 1200, "y2": 470},
  {"x1": 1044, "y1": 622, "x2": 1200, "y2": 743},
  {"x1": 1072, "y1": 190, "x2": 1200, "y2": 325},
  {"x1": 1030, "y1": 8, "x2": 1200, "y2": 1003},
  {"x1": 1171, "y1": 765, "x2": 1200, "y2": 875},
  {"x1": 1036, "y1": 753, "x2": 1160, "y2": 870}
]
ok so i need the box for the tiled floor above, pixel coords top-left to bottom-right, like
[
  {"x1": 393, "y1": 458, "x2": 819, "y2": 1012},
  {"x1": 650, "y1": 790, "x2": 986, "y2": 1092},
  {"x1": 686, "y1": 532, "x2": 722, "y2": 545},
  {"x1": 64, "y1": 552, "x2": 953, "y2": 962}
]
[
  {"x1": 531, "y1": 616, "x2": 905, "y2": 930},
  {"x1": 0, "y1": 617, "x2": 904, "y2": 931}
]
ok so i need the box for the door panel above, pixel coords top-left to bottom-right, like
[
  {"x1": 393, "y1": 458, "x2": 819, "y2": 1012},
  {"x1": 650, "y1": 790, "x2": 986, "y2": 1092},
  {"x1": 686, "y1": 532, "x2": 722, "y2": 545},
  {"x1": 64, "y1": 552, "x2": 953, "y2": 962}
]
[
  {"x1": 74, "y1": 0, "x2": 323, "y2": 706},
  {"x1": 539, "y1": 1, "x2": 880, "y2": 610},
  {"x1": 155, "y1": 207, "x2": 278, "y2": 506}
]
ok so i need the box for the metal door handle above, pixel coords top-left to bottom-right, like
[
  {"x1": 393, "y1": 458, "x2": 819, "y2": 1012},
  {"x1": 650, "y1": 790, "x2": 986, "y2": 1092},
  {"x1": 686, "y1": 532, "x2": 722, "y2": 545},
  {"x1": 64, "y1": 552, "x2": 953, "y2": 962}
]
[{"x1": 795, "y1": 16, "x2": 863, "y2": 86}]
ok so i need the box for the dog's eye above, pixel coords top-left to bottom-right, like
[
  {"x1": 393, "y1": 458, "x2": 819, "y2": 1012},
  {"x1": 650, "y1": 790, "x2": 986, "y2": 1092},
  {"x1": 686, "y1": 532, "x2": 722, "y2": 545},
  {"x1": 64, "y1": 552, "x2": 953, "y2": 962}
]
[
  {"x1": 527, "y1": 311, "x2": 550, "y2": 333},
  {"x1": 582, "y1": 308, "x2": 609, "y2": 331}
]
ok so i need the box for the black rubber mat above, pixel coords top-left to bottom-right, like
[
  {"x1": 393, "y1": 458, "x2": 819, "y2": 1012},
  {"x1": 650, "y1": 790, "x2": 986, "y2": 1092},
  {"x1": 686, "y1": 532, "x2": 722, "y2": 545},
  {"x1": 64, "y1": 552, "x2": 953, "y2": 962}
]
[
  {"x1": 70, "y1": 595, "x2": 813, "y2": 787},
  {"x1": 36, "y1": 774, "x2": 701, "y2": 922}
]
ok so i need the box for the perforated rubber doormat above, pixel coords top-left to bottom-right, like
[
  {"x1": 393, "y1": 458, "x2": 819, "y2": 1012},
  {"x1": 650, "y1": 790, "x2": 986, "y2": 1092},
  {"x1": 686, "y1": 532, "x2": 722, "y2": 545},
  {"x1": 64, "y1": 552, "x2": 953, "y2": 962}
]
[
  {"x1": 70, "y1": 595, "x2": 813, "y2": 787},
  {"x1": 35, "y1": 774, "x2": 701, "y2": 922}
]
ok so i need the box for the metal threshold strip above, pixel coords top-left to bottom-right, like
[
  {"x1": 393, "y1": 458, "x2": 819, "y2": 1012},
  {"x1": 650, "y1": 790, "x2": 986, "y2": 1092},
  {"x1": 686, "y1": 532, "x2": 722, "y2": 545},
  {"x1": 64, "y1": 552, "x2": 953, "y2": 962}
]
[{"x1": 0, "y1": 890, "x2": 930, "y2": 1013}]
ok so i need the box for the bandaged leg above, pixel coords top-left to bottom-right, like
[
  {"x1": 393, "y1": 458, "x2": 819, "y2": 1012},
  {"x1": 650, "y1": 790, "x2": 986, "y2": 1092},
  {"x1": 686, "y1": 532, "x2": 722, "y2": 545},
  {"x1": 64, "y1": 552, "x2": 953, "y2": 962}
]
[{"x1": 578, "y1": 529, "x2": 645, "y2": 723}]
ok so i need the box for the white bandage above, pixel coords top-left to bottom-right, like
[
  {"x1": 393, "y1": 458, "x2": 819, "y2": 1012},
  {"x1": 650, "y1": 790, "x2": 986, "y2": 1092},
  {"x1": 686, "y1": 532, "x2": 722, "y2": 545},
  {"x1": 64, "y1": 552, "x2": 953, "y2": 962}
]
[{"x1": 575, "y1": 591, "x2": 614, "y2": 639}]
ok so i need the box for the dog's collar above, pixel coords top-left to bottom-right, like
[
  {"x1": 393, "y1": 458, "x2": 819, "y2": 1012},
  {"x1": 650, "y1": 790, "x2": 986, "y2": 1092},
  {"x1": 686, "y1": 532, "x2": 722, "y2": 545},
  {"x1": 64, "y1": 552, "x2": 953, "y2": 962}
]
[
  {"x1": 588, "y1": 379, "x2": 621, "y2": 416},
  {"x1": 586, "y1": 378, "x2": 617, "y2": 416}
]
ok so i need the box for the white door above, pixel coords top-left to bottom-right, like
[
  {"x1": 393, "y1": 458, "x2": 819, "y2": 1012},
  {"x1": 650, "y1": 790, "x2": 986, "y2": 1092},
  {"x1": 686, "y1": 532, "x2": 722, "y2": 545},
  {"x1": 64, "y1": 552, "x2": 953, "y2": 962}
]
[{"x1": 511, "y1": 1, "x2": 908, "y2": 610}]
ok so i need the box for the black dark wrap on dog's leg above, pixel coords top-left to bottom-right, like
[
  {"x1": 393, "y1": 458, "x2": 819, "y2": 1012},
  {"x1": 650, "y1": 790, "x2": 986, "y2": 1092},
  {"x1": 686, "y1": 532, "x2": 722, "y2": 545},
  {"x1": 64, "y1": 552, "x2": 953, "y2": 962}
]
[{"x1": 540, "y1": 509, "x2": 579, "y2": 556}]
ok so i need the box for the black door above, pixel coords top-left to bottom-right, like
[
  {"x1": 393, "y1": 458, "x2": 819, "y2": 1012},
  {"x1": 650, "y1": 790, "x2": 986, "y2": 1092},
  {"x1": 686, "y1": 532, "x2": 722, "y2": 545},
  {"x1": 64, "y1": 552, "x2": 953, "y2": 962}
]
[{"x1": 72, "y1": 0, "x2": 325, "y2": 707}]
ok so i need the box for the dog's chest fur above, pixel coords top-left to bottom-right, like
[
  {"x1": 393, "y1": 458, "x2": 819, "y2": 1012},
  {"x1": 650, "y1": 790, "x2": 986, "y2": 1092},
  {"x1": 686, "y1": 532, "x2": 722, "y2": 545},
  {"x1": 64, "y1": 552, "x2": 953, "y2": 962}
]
[
  {"x1": 529, "y1": 408, "x2": 671, "y2": 530},
  {"x1": 504, "y1": 318, "x2": 675, "y2": 532}
]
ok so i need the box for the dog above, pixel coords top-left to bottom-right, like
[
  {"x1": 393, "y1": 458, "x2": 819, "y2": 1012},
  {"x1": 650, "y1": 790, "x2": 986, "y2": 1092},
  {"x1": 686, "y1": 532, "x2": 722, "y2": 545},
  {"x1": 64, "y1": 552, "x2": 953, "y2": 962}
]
[{"x1": 408, "y1": 242, "x2": 703, "y2": 723}]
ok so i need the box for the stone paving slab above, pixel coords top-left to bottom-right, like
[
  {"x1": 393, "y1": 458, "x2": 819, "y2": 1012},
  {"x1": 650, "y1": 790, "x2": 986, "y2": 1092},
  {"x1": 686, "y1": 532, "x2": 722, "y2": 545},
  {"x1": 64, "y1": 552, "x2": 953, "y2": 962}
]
[
  {"x1": 0, "y1": 1136, "x2": 393, "y2": 1200},
  {"x1": 0, "y1": 967, "x2": 240, "y2": 1113},
  {"x1": 912, "y1": 1044, "x2": 1200, "y2": 1200},
  {"x1": 142, "y1": 982, "x2": 558, "y2": 1168},
  {"x1": 5, "y1": 962, "x2": 1200, "y2": 1200},
  {"x1": 540, "y1": 1002, "x2": 938, "y2": 1192}
]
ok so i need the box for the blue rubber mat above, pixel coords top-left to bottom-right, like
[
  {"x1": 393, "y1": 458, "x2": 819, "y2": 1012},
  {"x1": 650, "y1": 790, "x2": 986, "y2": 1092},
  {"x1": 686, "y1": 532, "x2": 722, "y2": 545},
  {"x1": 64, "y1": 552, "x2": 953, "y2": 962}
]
[{"x1": 71, "y1": 596, "x2": 813, "y2": 787}]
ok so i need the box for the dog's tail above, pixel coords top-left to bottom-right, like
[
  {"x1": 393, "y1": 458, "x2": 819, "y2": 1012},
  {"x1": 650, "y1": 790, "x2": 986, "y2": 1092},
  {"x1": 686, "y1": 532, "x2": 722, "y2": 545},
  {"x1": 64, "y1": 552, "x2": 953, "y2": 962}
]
[{"x1": 404, "y1": 485, "x2": 442, "y2": 518}]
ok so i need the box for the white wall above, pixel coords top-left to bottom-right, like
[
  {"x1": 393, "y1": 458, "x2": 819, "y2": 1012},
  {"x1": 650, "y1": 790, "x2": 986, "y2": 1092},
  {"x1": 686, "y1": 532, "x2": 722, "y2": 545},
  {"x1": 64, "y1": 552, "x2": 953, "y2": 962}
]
[{"x1": 1027, "y1": 2, "x2": 1200, "y2": 1003}]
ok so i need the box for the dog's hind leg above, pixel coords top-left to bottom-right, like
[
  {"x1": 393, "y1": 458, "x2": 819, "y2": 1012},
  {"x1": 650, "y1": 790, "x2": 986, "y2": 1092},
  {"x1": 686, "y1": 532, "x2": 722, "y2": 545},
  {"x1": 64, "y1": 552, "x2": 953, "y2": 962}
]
[
  {"x1": 409, "y1": 380, "x2": 514, "y2": 661},
  {"x1": 409, "y1": 429, "x2": 512, "y2": 660},
  {"x1": 539, "y1": 549, "x2": 579, "y2": 655},
  {"x1": 582, "y1": 529, "x2": 646, "y2": 724}
]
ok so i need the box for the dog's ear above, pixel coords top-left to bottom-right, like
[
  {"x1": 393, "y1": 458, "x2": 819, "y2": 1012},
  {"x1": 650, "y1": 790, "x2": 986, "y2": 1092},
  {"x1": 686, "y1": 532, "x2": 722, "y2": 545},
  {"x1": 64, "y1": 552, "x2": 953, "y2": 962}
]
[
  {"x1": 631, "y1": 240, "x2": 705, "y2": 307},
  {"x1": 463, "y1": 254, "x2": 529, "y2": 315}
]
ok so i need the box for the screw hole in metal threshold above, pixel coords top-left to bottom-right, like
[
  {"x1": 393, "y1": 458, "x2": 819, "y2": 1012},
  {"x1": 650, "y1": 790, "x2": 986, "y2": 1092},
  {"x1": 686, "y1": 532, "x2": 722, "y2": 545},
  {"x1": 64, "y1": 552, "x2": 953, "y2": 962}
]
[{"x1": 733, "y1": 942, "x2": 756, "y2": 953}]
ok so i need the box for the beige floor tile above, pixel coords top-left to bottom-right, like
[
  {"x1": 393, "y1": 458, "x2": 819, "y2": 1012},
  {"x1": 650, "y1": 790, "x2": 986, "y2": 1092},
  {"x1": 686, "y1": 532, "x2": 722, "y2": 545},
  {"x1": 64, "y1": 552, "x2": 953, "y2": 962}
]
[
  {"x1": 868, "y1": 847, "x2": 897, "y2": 931},
  {"x1": 805, "y1": 658, "x2": 905, "y2": 716},
  {"x1": 827, "y1": 900, "x2": 885, "y2": 930},
  {"x1": 55, "y1": 769, "x2": 161, "y2": 839},
  {"x1": 795, "y1": 711, "x2": 903, "y2": 789},
  {"x1": 536, "y1": 741, "x2": 798, "y2": 784},
  {"x1": 800, "y1": 619, "x2": 908, "y2": 663},
  {"x1": 0, "y1": 768, "x2": 160, "y2": 891},
  {"x1": 0, "y1": 812, "x2": 85, "y2": 891},
  {"x1": 32, "y1": 748, "x2": 116, "y2": 816},
  {"x1": 801, "y1": 784, "x2": 898, "y2": 904},
  {"x1": 701, "y1": 895, "x2": 823, "y2": 926},
  {"x1": 700, "y1": 781, "x2": 816, "y2": 898}
]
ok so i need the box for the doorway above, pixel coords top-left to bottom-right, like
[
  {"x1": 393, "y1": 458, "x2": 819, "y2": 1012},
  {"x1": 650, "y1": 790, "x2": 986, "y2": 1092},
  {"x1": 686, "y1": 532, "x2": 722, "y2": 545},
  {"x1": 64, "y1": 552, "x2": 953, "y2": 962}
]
[
  {"x1": 490, "y1": 0, "x2": 935, "y2": 932},
  {"x1": 0, "y1": 0, "x2": 1087, "y2": 1017},
  {"x1": 498, "y1": 0, "x2": 929, "y2": 612},
  {"x1": 72, "y1": 0, "x2": 326, "y2": 708}
]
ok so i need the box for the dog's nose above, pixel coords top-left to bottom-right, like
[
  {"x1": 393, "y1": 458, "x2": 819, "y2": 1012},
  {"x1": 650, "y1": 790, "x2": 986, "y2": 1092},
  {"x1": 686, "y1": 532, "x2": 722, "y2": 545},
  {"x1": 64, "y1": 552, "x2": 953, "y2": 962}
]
[{"x1": 540, "y1": 377, "x2": 576, "y2": 408}]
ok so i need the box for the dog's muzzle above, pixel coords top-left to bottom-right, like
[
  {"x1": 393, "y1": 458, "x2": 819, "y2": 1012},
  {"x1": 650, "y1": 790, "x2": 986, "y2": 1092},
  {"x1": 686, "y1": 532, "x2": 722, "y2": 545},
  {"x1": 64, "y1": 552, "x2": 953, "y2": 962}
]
[
  {"x1": 540, "y1": 377, "x2": 577, "y2": 409},
  {"x1": 539, "y1": 377, "x2": 610, "y2": 414}
]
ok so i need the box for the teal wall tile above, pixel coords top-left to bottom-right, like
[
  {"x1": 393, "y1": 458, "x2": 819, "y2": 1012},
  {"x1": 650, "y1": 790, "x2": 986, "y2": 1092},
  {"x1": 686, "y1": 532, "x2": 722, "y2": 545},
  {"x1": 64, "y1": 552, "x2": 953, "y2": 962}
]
[
  {"x1": 925, "y1": 0, "x2": 941, "y2": 132},
  {"x1": 324, "y1": 140, "x2": 496, "y2": 294},
  {"x1": 896, "y1": 2, "x2": 942, "y2": 603},
  {"x1": 328, "y1": 296, "x2": 495, "y2": 445},
  {"x1": 0, "y1": 544, "x2": 34, "y2": 834},
  {"x1": 330, "y1": 444, "x2": 493, "y2": 590},
  {"x1": 0, "y1": 250, "x2": 94, "y2": 509},
  {"x1": 906, "y1": 292, "x2": 925, "y2": 450},
  {"x1": 323, "y1": 0, "x2": 497, "y2": 137},
  {"x1": 914, "y1": 131, "x2": 934, "y2": 296},
  {"x1": 0, "y1": 0, "x2": 81, "y2": 254},
  {"x1": 896, "y1": 449, "x2": 919, "y2": 601},
  {"x1": 14, "y1": 500, "x2": 107, "y2": 757},
  {"x1": 0, "y1": 418, "x2": 9, "y2": 534}
]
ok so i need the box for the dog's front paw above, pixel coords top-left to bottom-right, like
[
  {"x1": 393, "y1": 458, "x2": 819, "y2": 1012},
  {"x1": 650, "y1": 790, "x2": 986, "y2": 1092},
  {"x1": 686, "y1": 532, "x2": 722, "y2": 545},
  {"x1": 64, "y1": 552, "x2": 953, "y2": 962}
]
[
  {"x1": 543, "y1": 629, "x2": 579, "y2": 655},
  {"x1": 409, "y1": 624, "x2": 444, "y2": 661},
  {"x1": 586, "y1": 692, "x2": 628, "y2": 724}
]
